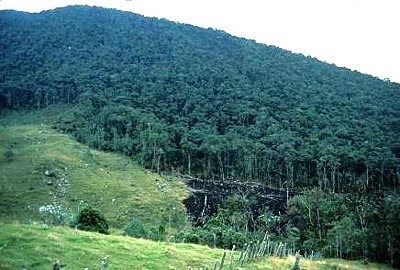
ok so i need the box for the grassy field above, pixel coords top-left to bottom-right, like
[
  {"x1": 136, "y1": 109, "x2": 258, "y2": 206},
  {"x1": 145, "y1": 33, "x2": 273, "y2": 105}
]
[
  {"x1": 0, "y1": 107, "x2": 189, "y2": 232},
  {"x1": 0, "y1": 223, "x2": 394, "y2": 270}
]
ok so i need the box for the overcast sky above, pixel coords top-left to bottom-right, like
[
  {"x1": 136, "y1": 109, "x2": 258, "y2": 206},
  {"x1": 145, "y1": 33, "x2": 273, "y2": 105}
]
[{"x1": 1, "y1": 0, "x2": 399, "y2": 83}]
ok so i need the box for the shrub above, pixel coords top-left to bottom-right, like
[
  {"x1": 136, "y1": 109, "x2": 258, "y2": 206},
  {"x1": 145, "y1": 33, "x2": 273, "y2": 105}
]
[
  {"x1": 72, "y1": 205, "x2": 109, "y2": 234},
  {"x1": 3, "y1": 150, "x2": 14, "y2": 161},
  {"x1": 123, "y1": 218, "x2": 147, "y2": 238},
  {"x1": 178, "y1": 230, "x2": 199, "y2": 244}
]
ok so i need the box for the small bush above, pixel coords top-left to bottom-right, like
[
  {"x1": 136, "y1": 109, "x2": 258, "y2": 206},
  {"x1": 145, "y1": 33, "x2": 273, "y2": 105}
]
[
  {"x1": 124, "y1": 218, "x2": 147, "y2": 238},
  {"x1": 147, "y1": 223, "x2": 167, "y2": 241},
  {"x1": 3, "y1": 150, "x2": 14, "y2": 161},
  {"x1": 72, "y1": 205, "x2": 109, "y2": 234},
  {"x1": 180, "y1": 230, "x2": 199, "y2": 244}
]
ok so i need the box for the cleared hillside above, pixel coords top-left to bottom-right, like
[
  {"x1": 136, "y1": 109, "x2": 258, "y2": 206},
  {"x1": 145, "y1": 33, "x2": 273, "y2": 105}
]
[{"x1": 0, "y1": 107, "x2": 188, "y2": 231}]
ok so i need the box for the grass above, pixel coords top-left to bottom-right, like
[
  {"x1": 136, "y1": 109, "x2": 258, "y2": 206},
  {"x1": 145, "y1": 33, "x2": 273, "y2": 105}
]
[
  {"x1": 0, "y1": 106, "x2": 189, "y2": 231},
  {"x1": 246, "y1": 257, "x2": 394, "y2": 270},
  {"x1": 0, "y1": 223, "x2": 221, "y2": 269},
  {"x1": 0, "y1": 223, "x2": 394, "y2": 270}
]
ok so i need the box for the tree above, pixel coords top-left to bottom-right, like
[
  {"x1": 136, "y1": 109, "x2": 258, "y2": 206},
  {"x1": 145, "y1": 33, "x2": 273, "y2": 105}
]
[{"x1": 382, "y1": 193, "x2": 400, "y2": 267}]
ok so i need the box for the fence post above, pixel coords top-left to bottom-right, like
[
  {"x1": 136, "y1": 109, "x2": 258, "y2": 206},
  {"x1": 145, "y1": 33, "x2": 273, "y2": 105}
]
[
  {"x1": 273, "y1": 242, "x2": 280, "y2": 257},
  {"x1": 281, "y1": 243, "x2": 287, "y2": 258},
  {"x1": 238, "y1": 243, "x2": 247, "y2": 266},
  {"x1": 253, "y1": 240, "x2": 260, "y2": 259},
  {"x1": 259, "y1": 240, "x2": 267, "y2": 257},
  {"x1": 276, "y1": 242, "x2": 284, "y2": 257},
  {"x1": 53, "y1": 259, "x2": 66, "y2": 270},
  {"x1": 246, "y1": 242, "x2": 253, "y2": 263},
  {"x1": 101, "y1": 256, "x2": 108, "y2": 270},
  {"x1": 266, "y1": 239, "x2": 272, "y2": 256},
  {"x1": 253, "y1": 241, "x2": 258, "y2": 260},
  {"x1": 228, "y1": 244, "x2": 236, "y2": 270},
  {"x1": 219, "y1": 251, "x2": 226, "y2": 270},
  {"x1": 240, "y1": 243, "x2": 251, "y2": 266},
  {"x1": 213, "y1": 259, "x2": 219, "y2": 270},
  {"x1": 53, "y1": 260, "x2": 60, "y2": 270},
  {"x1": 291, "y1": 251, "x2": 301, "y2": 270}
]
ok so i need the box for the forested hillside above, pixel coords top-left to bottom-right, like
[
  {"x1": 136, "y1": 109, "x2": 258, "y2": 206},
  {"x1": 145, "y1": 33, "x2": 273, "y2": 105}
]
[
  {"x1": 1, "y1": 5, "x2": 400, "y2": 267},
  {"x1": 1, "y1": 6, "x2": 399, "y2": 191}
]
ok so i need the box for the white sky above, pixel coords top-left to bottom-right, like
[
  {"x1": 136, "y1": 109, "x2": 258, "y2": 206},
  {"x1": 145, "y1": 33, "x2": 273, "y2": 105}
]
[{"x1": 1, "y1": 0, "x2": 399, "y2": 83}]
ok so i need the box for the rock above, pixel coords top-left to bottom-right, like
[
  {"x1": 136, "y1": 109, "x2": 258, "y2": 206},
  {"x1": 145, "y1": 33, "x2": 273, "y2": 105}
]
[{"x1": 44, "y1": 170, "x2": 55, "y2": 177}]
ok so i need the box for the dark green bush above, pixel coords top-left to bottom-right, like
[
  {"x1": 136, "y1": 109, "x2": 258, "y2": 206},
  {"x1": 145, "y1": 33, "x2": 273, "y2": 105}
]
[
  {"x1": 73, "y1": 205, "x2": 109, "y2": 234},
  {"x1": 3, "y1": 150, "x2": 14, "y2": 161}
]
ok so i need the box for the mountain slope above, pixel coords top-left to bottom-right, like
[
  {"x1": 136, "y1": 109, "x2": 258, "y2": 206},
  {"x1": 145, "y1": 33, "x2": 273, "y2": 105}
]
[
  {"x1": 1, "y1": 6, "x2": 399, "y2": 191},
  {"x1": 2, "y1": 6, "x2": 400, "y2": 267}
]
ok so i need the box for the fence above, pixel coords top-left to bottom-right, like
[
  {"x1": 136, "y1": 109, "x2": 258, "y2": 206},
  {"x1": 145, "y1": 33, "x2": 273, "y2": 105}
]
[
  {"x1": 189, "y1": 234, "x2": 322, "y2": 270},
  {"x1": 50, "y1": 237, "x2": 321, "y2": 269}
]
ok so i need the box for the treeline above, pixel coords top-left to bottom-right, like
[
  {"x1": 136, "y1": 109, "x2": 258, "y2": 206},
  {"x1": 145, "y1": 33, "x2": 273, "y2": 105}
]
[
  {"x1": 1, "y1": 6, "x2": 400, "y2": 192},
  {"x1": 64, "y1": 96, "x2": 400, "y2": 193}
]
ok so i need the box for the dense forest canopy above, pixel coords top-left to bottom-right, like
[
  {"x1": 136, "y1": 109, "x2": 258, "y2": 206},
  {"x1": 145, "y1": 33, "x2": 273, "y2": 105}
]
[
  {"x1": 1, "y1": 6, "x2": 399, "y2": 192},
  {"x1": 2, "y1": 6, "x2": 400, "y2": 266},
  {"x1": 2, "y1": 6, "x2": 400, "y2": 191}
]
